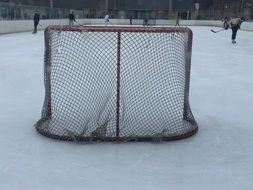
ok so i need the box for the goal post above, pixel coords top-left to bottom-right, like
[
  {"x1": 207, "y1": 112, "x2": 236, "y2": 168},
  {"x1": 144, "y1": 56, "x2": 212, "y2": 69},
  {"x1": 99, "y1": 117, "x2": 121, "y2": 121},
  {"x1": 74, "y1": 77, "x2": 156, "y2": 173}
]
[{"x1": 35, "y1": 25, "x2": 198, "y2": 142}]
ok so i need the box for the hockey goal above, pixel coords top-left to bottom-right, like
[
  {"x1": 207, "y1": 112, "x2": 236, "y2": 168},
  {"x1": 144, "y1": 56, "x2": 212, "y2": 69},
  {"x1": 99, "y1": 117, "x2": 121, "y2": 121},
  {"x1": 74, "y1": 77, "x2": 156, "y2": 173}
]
[{"x1": 35, "y1": 25, "x2": 198, "y2": 142}]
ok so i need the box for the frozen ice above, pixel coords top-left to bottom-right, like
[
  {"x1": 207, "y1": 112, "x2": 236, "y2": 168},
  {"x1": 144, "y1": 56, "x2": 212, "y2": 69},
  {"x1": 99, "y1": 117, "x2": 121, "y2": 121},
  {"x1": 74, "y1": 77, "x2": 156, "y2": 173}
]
[{"x1": 0, "y1": 26, "x2": 253, "y2": 190}]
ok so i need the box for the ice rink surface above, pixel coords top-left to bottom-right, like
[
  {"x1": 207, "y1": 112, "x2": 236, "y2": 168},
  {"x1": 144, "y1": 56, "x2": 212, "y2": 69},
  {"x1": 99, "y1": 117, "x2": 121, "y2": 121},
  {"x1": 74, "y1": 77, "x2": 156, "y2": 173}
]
[{"x1": 0, "y1": 26, "x2": 253, "y2": 190}]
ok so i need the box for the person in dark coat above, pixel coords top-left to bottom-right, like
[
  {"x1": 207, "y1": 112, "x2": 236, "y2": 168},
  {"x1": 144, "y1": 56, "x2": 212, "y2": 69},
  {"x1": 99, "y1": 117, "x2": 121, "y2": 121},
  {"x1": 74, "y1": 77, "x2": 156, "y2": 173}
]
[
  {"x1": 68, "y1": 11, "x2": 76, "y2": 26},
  {"x1": 33, "y1": 11, "x2": 40, "y2": 34}
]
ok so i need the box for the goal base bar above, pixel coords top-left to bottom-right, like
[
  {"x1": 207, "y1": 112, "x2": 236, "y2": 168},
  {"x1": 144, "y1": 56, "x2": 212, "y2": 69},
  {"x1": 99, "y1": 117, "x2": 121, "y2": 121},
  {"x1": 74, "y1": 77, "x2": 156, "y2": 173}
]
[{"x1": 35, "y1": 119, "x2": 198, "y2": 142}]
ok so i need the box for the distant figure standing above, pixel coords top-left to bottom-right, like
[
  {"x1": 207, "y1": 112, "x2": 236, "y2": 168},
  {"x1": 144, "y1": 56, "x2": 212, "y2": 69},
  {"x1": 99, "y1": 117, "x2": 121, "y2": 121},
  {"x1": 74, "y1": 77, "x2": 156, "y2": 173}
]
[
  {"x1": 104, "y1": 14, "x2": 110, "y2": 26},
  {"x1": 130, "y1": 16, "x2": 132, "y2": 25},
  {"x1": 225, "y1": 14, "x2": 245, "y2": 44},
  {"x1": 222, "y1": 16, "x2": 228, "y2": 28},
  {"x1": 33, "y1": 11, "x2": 40, "y2": 34},
  {"x1": 175, "y1": 13, "x2": 180, "y2": 26},
  {"x1": 68, "y1": 11, "x2": 76, "y2": 26},
  {"x1": 143, "y1": 18, "x2": 148, "y2": 26}
]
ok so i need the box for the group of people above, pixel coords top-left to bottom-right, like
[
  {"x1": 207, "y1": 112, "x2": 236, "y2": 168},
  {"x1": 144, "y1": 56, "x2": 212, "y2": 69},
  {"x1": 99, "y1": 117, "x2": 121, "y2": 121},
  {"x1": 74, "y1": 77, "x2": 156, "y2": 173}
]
[
  {"x1": 69, "y1": 12, "x2": 112, "y2": 26},
  {"x1": 31, "y1": 11, "x2": 132, "y2": 33},
  {"x1": 32, "y1": 11, "x2": 111, "y2": 34},
  {"x1": 32, "y1": 11, "x2": 77, "y2": 34},
  {"x1": 32, "y1": 11, "x2": 122, "y2": 32},
  {"x1": 32, "y1": 11, "x2": 245, "y2": 44},
  {"x1": 105, "y1": 14, "x2": 133, "y2": 25},
  {"x1": 69, "y1": 12, "x2": 113, "y2": 26}
]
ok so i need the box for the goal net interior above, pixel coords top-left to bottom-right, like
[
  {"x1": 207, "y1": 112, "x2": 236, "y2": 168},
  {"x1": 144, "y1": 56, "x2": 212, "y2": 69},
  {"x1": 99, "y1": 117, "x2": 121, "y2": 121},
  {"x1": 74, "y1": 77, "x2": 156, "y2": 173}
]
[{"x1": 35, "y1": 25, "x2": 198, "y2": 142}]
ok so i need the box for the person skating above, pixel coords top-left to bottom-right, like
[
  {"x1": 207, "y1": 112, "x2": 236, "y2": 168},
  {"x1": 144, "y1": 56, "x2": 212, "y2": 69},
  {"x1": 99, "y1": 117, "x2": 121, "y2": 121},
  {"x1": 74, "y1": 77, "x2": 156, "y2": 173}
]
[
  {"x1": 104, "y1": 14, "x2": 110, "y2": 26},
  {"x1": 225, "y1": 14, "x2": 245, "y2": 44}
]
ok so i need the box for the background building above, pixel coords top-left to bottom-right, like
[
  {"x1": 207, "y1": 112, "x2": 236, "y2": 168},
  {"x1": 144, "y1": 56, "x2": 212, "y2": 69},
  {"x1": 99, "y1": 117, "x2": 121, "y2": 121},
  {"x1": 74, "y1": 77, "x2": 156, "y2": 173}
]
[
  {"x1": 195, "y1": 0, "x2": 253, "y2": 20},
  {"x1": 0, "y1": 0, "x2": 252, "y2": 20}
]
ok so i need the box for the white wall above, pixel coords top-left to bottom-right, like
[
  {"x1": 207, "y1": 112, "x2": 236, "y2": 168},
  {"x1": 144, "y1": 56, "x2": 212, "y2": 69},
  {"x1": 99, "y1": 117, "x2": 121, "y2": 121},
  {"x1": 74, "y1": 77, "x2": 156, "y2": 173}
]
[
  {"x1": 241, "y1": 21, "x2": 253, "y2": 31},
  {"x1": 0, "y1": 19, "x2": 252, "y2": 34},
  {"x1": 0, "y1": 19, "x2": 70, "y2": 34}
]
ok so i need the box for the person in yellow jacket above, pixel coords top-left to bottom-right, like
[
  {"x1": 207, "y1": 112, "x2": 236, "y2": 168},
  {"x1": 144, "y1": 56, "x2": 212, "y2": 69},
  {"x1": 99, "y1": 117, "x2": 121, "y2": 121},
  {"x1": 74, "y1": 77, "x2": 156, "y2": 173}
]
[{"x1": 225, "y1": 15, "x2": 245, "y2": 44}]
